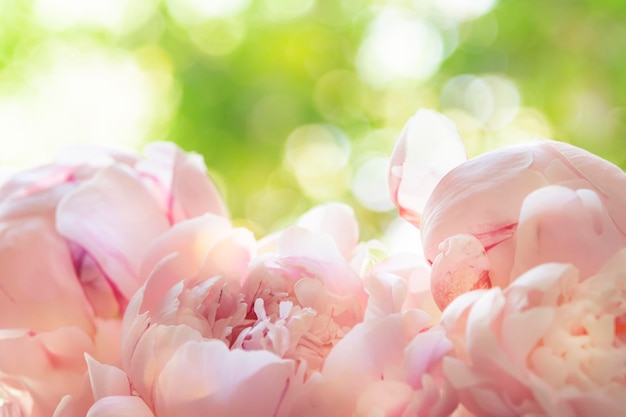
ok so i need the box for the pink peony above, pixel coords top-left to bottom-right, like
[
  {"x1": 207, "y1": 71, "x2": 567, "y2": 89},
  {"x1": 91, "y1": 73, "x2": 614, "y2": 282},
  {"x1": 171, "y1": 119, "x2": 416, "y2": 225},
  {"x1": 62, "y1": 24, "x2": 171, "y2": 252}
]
[
  {"x1": 389, "y1": 110, "x2": 626, "y2": 310},
  {"x1": 0, "y1": 142, "x2": 226, "y2": 416},
  {"x1": 85, "y1": 203, "x2": 457, "y2": 417},
  {"x1": 441, "y1": 249, "x2": 626, "y2": 417}
]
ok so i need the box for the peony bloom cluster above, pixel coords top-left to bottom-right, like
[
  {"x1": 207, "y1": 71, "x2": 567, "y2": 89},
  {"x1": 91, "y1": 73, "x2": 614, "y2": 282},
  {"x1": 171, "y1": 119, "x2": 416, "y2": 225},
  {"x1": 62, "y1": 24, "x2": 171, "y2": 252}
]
[
  {"x1": 389, "y1": 109, "x2": 626, "y2": 310},
  {"x1": 0, "y1": 142, "x2": 225, "y2": 416},
  {"x1": 442, "y1": 250, "x2": 626, "y2": 417},
  {"x1": 3, "y1": 107, "x2": 626, "y2": 417},
  {"x1": 81, "y1": 203, "x2": 457, "y2": 417},
  {"x1": 389, "y1": 108, "x2": 626, "y2": 416}
]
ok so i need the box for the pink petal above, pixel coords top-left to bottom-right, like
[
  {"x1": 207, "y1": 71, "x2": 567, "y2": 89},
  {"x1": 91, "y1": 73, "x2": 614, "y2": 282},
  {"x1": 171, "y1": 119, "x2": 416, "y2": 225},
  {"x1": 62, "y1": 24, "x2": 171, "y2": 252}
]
[
  {"x1": 139, "y1": 215, "x2": 251, "y2": 313},
  {"x1": 354, "y1": 381, "x2": 413, "y2": 417},
  {"x1": 70, "y1": 244, "x2": 120, "y2": 319},
  {"x1": 402, "y1": 327, "x2": 453, "y2": 388},
  {"x1": 506, "y1": 262, "x2": 578, "y2": 309},
  {"x1": 323, "y1": 312, "x2": 428, "y2": 391},
  {"x1": 388, "y1": 109, "x2": 466, "y2": 227},
  {"x1": 140, "y1": 214, "x2": 232, "y2": 286},
  {"x1": 92, "y1": 318, "x2": 122, "y2": 366},
  {"x1": 57, "y1": 165, "x2": 170, "y2": 301},
  {"x1": 86, "y1": 355, "x2": 131, "y2": 401},
  {"x1": 197, "y1": 227, "x2": 256, "y2": 283},
  {"x1": 0, "y1": 176, "x2": 77, "y2": 221},
  {"x1": 364, "y1": 272, "x2": 408, "y2": 320},
  {"x1": 128, "y1": 325, "x2": 203, "y2": 407},
  {"x1": 154, "y1": 340, "x2": 296, "y2": 417},
  {"x1": 421, "y1": 143, "x2": 546, "y2": 264},
  {"x1": 139, "y1": 142, "x2": 228, "y2": 221},
  {"x1": 0, "y1": 327, "x2": 94, "y2": 417},
  {"x1": 86, "y1": 396, "x2": 155, "y2": 417},
  {"x1": 367, "y1": 253, "x2": 440, "y2": 322},
  {"x1": 500, "y1": 307, "x2": 554, "y2": 369},
  {"x1": 430, "y1": 234, "x2": 491, "y2": 311},
  {"x1": 512, "y1": 186, "x2": 626, "y2": 280},
  {"x1": 277, "y1": 226, "x2": 364, "y2": 299},
  {"x1": 545, "y1": 140, "x2": 626, "y2": 235},
  {"x1": 0, "y1": 217, "x2": 94, "y2": 333},
  {"x1": 296, "y1": 203, "x2": 359, "y2": 259},
  {"x1": 120, "y1": 289, "x2": 150, "y2": 373},
  {"x1": 421, "y1": 139, "x2": 626, "y2": 286}
]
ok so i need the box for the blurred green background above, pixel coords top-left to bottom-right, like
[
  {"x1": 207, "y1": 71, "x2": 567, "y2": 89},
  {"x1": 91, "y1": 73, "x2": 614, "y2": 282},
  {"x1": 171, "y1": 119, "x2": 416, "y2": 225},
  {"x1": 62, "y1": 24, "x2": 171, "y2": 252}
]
[{"x1": 1, "y1": 0, "x2": 625, "y2": 240}]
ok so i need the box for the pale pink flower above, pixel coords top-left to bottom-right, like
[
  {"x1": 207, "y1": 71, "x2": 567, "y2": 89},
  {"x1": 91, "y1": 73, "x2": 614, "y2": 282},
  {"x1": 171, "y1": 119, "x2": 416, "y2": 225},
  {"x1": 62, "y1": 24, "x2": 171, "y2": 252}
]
[
  {"x1": 0, "y1": 142, "x2": 226, "y2": 417},
  {"x1": 85, "y1": 204, "x2": 455, "y2": 417},
  {"x1": 441, "y1": 249, "x2": 626, "y2": 417},
  {"x1": 83, "y1": 204, "x2": 362, "y2": 417},
  {"x1": 389, "y1": 110, "x2": 626, "y2": 310}
]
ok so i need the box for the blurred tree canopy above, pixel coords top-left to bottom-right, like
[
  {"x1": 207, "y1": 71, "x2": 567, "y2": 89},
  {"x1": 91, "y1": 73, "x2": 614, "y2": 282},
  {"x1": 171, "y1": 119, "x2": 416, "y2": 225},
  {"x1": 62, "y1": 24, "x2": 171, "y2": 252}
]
[{"x1": 0, "y1": 0, "x2": 625, "y2": 239}]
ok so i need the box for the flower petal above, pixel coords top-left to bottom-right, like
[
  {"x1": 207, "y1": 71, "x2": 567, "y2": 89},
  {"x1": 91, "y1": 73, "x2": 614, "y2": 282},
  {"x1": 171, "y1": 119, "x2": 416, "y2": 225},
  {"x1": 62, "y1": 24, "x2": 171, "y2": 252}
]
[
  {"x1": 388, "y1": 109, "x2": 466, "y2": 227},
  {"x1": 86, "y1": 355, "x2": 131, "y2": 401},
  {"x1": 512, "y1": 185, "x2": 626, "y2": 280},
  {"x1": 57, "y1": 165, "x2": 170, "y2": 300},
  {"x1": 430, "y1": 234, "x2": 491, "y2": 311},
  {"x1": 139, "y1": 142, "x2": 228, "y2": 222},
  {"x1": 86, "y1": 396, "x2": 155, "y2": 417},
  {"x1": 0, "y1": 217, "x2": 94, "y2": 333},
  {"x1": 154, "y1": 340, "x2": 296, "y2": 417},
  {"x1": 296, "y1": 203, "x2": 359, "y2": 259}
]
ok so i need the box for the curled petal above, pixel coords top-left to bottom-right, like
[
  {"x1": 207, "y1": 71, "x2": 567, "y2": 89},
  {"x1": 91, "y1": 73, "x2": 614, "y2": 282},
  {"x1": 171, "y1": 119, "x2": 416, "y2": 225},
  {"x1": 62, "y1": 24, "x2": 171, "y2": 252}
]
[
  {"x1": 296, "y1": 203, "x2": 359, "y2": 259},
  {"x1": 57, "y1": 165, "x2": 170, "y2": 300},
  {"x1": 86, "y1": 396, "x2": 155, "y2": 417},
  {"x1": 388, "y1": 109, "x2": 466, "y2": 227},
  {"x1": 154, "y1": 340, "x2": 296, "y2": 417},
  {"x1": 430, "y1": 234, "x2": 491, "y2": 311},
  {"x1": 139, "y1": 214, "x2": 234, "y2": 283},
  {"x1": 545, "y1": 140, "x2": 626, "y2": 235},
  {"x1": 0, "y1": 217, "x2": 94, "y2": 333},
  {"x1": 86, "y1": 355, "x2": 131, "y2": 401},
  {"x1": 128, "y1": 325, "x2": 203, "y2": 407},
  {"x1": 512, "y1": 185, "x2": 626, "y2": 280},
  {"x1": 421, "y1": 143, "x2": 546, "y2": 264},
  {"x1": 421, "y1": 139, "x2": 626, "y2": 281}
]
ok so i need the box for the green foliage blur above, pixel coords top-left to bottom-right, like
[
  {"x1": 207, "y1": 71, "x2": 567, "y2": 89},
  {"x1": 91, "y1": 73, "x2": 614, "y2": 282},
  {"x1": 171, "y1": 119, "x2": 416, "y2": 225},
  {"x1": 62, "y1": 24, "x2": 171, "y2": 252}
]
[{"x1": 1, "y1": 0, "x2": 626, "y2": 239}]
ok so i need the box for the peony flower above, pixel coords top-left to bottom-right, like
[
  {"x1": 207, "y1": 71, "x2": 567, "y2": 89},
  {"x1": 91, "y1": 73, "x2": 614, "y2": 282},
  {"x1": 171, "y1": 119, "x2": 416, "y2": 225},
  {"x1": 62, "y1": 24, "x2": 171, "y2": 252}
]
[
  {"x1": 389, "y1": 109, "x2": 626, "y2": 310},
  {"x1": 441, "y1": 249, "x2": 626, "y2": 417},
  {"x1": 0, "y1": 142, "x2": 226, "y2": 417},
  {"x1": 85, "y1": 203, "x2": 457, "y2": 417}
]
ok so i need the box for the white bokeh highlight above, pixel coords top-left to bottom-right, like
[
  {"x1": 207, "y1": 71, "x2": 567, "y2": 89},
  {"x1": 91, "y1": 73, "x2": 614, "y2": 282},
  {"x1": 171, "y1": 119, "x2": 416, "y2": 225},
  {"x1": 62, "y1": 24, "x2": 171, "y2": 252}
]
[{"x1": 356, "y1": 8, "x2": 444, "y2": 87}]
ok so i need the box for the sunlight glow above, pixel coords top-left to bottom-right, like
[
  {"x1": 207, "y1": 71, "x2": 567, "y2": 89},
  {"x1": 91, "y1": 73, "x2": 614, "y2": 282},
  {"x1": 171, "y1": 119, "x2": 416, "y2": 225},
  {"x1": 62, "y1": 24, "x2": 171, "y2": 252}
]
[
  {"x1": 356, "y1": 8, "x2": 444, "y2": 87},
  {"x1": 0, "y1": 42, "x2": 176, "y2": 169},
  {"x1": 33, "y1": 0, "x2": 155, "y2": 35},
  {"x1": 351, "y1": 157, "x2": 395, "y2": 212},
  {"x1": 166, "y1": 0, "x2": 251, "y2": 25},
  {"x1": 258, "y1": 0, "x2": 315, "y2": 21},
  {"x1": 441, "y1": 74, "x2": 520, "y2": 129},
  {"x1": 285, "y1": 124, "x2": 351, "y2": 199},
  {"x1": 433, "y1": 0, "x2": 499, "y2": 22}
]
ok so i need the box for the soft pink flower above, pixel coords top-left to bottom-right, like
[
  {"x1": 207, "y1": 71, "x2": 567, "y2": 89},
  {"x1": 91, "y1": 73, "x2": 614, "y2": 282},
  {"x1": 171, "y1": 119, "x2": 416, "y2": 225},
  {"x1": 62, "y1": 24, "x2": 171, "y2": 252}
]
[
  {"x1": 441, "y1": 249, "x2": 626, "y2": 417},
  {"x1": 389, "y1": 110, "x2": 626, "y2": 310},
  {"x1": 85, "y1": 203, "x2": 455, "y2": 417},
  {"x1": 0, "y1": 142, "x2": 225, "y2": 416}
]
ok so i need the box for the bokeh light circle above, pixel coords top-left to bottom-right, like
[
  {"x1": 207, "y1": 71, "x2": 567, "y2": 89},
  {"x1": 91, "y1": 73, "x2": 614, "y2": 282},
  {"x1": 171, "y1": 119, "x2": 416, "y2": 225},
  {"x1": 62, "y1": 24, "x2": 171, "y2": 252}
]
[
  {"x1": 285, "y1": 124, "x2": 351, "y2": 199},
  {"x1": 356, "y1": 8, "x2": 444, "y2": 87}
]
